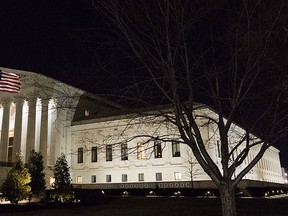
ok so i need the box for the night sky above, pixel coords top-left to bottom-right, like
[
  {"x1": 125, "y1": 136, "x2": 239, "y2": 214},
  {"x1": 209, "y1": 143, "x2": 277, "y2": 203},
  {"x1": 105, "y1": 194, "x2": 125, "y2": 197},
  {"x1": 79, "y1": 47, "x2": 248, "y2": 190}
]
[
  {"x1": 0, "y1": 1, "x2": 102, "y2": 92},
  {"x1": 0, "y1": 1, "x2": 287, "y2": 167}
]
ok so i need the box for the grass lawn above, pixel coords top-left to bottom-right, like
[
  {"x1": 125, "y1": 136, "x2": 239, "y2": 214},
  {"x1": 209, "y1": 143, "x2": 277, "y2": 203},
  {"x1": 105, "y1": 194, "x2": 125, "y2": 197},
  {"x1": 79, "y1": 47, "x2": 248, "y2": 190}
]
[{"x1": 1, "y1": 197, "x2": 288, "y2": 216}]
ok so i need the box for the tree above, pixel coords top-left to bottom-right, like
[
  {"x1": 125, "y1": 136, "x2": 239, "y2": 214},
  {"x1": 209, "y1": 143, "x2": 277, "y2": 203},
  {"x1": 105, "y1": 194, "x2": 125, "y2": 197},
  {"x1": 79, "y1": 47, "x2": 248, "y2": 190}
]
[
  {"x1": 91, "y1": 1, "x2": 288, "y2": 215},
  {"x1": 182, "y1": 149, "x2": 202, "y2": 195},
  {"x1": 28, "y1": 150, "x2": 46, "y2": 199},
  {"x1": 53, "y1": 153, "x2": 74, "y2": 202},
  {"x1": 1, "y1": 154, "x2": 31, "y2": 204}
]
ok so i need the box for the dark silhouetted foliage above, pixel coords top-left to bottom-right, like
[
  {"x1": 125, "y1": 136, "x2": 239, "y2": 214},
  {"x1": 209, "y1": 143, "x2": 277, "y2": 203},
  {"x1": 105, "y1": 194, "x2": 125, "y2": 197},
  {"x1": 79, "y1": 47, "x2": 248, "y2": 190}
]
[{"x1": 28, "y1": 150, "x2": 46, "y2": 199}]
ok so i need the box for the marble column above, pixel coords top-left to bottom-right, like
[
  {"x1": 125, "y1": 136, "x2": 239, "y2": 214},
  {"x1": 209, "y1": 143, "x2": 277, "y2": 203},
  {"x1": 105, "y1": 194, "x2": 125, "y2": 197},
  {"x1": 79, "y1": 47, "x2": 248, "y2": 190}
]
[
  {"x1": 25, "y1": 97, "x2": 37, "y2": 163},
  {"x1": 12, "y1": 99, "x2": 23, "y2": 162},
  {"x1": 49, "y1": 107, "x2": 57, "y2": 165},
  {"x1": 0, "y1": 100, "x2": 10, "y2": 163},
  {"x1": 39, "y1": 99, "x2": 49, "y2": 167}
]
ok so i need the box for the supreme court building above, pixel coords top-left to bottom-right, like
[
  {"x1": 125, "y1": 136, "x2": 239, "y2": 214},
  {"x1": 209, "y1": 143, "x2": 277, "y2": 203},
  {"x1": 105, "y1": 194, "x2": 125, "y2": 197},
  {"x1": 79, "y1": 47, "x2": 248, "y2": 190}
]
[{"x1": 0, "y1": 67, "x2": 285, "y2": 195}]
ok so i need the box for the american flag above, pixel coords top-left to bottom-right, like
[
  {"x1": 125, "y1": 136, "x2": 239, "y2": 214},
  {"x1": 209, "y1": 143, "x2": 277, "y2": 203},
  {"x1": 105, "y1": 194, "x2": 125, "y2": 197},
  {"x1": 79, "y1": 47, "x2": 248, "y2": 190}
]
[{"x1": 0, "y1": 70, "x2": 21, "y2": 93}]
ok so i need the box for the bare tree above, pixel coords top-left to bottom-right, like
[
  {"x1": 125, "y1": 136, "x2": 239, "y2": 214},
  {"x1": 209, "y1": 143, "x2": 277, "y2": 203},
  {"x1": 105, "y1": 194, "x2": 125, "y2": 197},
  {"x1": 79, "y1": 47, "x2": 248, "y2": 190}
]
[
  {"x1": 182, "y1": 148, "x2": 202, "y2": 194},
  {"x1": 89, "y1": 1, "x2": 288, "y2": 216}
]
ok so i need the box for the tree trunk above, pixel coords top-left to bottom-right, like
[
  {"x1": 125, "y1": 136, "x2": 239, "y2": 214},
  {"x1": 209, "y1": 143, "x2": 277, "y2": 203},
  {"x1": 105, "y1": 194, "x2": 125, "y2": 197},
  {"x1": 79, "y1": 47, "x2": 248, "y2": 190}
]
[{"x1": 219, "y1": 182, "x2": 236, "y2": 216}]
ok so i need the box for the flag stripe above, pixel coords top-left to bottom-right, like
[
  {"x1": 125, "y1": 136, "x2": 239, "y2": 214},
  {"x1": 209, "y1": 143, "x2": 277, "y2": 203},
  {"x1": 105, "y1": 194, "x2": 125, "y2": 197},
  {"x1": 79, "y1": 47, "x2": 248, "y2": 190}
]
[
  {"x1": 0, "y1": 80, "x2": 21, "y2": 88},
  {"x1": 1, "y1": 76, "x2": 21, "y2": 84},
  {"x1": 0, "y1": 70, "x2": 21, "y2": 93}
]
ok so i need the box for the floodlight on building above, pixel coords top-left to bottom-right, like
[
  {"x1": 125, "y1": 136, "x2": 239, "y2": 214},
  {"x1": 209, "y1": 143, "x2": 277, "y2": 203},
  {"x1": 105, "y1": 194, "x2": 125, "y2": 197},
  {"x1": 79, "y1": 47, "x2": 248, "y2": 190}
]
[{"x1": 50, "y1": 177, "x2": 55, "y2": 187}]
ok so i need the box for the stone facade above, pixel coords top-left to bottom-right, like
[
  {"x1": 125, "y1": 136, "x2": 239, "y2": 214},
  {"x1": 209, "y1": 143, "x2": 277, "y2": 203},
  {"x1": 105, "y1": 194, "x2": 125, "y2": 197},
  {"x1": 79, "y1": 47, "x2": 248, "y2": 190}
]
[{"x1": 70, "y1": 108, "x2": 284, "y2": 189}]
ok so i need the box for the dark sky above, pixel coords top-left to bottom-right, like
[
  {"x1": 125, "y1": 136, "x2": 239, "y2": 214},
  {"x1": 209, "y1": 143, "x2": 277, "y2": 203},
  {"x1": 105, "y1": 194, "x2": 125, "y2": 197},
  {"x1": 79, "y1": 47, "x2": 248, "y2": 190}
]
[
  {"x1": 0, "y1": 1, "x2": 101, "y2": 92},
  {"x1": 0, "y1": 1, "x2": 287, "y2": 167}
]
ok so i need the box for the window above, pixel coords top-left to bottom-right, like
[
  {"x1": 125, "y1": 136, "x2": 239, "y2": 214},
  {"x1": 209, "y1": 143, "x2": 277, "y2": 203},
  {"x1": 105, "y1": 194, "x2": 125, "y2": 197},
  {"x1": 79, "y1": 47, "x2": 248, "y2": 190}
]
[
  {"x1": 138, "y1": 173, "x2": 144, "y2": 181},
  {"x1": 122, "y1": 174, "x2": 128, "y2": 182},
  {"x1": 217, "y1": 140, "x2": 221, "y2": 157},
  {"x1": 7, "y1": 137, "x2": 13, "y2": 163},
  {"x1": 156, "y1": 173, "x2": 162, "y2": 181},
  {"x1": 172, "y1": 141, "x2": 180, "y2": 157},
  {"x1": 154, "y1": 141, "x2": 162, "y2": 158},
  {"x1": 91, "y1": 147, "x2": 97, "y2": 162},
  {"x1": 174, "y1": 172, "x2": 182, "y2": 180},
  {"x1": 121, "y1": 143, "x2": 128, "y2": 160},
  {"x1": 91, "y1": 175, "x2": 96, "y2": 183},
  {"x1": 77, "y1": 176, "x2": 82, "y2": 183},
  {"x1": 137, "y1": 142, "x2": 145, "y2": 160},
  {"x1": 78, "y1": 147, "x2": 83, "y2": 163},
  {"x1": 106, "y1": 145, "x2": 112, "y2": 161},
  {"x1": 106, "y1": 174, "x2": 112, "y2": 182}
]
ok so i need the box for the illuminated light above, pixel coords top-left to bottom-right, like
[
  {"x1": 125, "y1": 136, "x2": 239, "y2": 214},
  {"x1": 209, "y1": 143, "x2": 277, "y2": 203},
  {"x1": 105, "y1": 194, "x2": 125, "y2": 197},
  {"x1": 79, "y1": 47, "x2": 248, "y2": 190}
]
[
  {"x1": 122, "y1": 191, "x2": 129, "y2": 196},
  {"x1": 101, "y1": 190, "x2": 105, "y2": 195},
  {"x1": 173, "y1": 191, "x2": 181, "y2": 196},
  {"x1": 77, "y1": 176, "x2": 82, "y2": 183},
  {"x1": 174, "y1": 172, "x2": 182, "y2": 180},
  {"x1": 49, "y1": 98, "x2": 57, "y2": 109},
  {"x1": 137, "y1": 142, "x2": 145, "y2": 159},
  {"x1": 85, "y1": 109, "x2": 90, "y2": 116},
  {"x1": 50, "y1": 177, "x2": 55, "y2": 187}
]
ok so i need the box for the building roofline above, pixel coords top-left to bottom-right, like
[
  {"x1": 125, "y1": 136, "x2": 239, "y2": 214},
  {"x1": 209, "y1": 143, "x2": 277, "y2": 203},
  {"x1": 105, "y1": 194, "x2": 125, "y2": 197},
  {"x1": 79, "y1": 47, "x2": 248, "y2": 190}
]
[{"x1": 0, "y1": 67, "x2": 126, "y2": 110}]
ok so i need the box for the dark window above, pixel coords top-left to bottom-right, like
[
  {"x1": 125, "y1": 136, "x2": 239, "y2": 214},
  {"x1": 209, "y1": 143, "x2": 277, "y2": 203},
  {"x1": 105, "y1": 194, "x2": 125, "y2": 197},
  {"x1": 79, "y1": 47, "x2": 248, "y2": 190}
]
[
  {"x1": 138, "y1": 173, "x2": 144, "y2": 181},
  {"x1": 106, "y1": 145, "x2": 112, "y2": 161},
  {"x1": 91, "y1": 175, "x2": 96, "y2": 183},
  {"x1": 91, "y1": 147, "x2": 97, "y2": 162},
  {"x1": 154, "y1": 141, "x2": 162, "y2": 158},
  {"x1": 106, "y1": 174, "x2": 112, "y2": 182},
  {"x1": 156, "y1": 173, "x2": 162, "y2": 181},
  {"x1": 172, "y1": 141, "x2": 181, "y2": 157},
  {"x1": 7, "y1": 137, "x2": 13, "y2": 163},
  {"x1": 121, "y1": 143, "x2": 128, "y2": 160},
  {"x1": 78, "y1": 147, "x2": 83, "y2": 163},
  {"x1": 122, "y1": 174, "x2": 128, "y2": 182}
]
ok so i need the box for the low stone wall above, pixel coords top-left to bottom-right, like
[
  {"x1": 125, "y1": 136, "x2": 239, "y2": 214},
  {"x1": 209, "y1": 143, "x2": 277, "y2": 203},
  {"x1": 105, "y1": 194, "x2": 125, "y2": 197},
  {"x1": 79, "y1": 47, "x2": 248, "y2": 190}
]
[{"x1": 72, "y1": 180, "x2": 218, "y2": 190}]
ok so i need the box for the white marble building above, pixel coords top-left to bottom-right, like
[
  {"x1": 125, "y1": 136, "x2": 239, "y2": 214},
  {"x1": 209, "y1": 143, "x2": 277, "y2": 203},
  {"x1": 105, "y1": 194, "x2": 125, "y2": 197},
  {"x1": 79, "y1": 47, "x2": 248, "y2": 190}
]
[
  {"x1": 70, "y1": 107, "x2": 284, "y2": 193},
  {"x1": 0, "y1": 67, "x2": 284, "y2": 193},
  {"x1": 0, "y1": 67, "x2": 122, "y2": 186}
]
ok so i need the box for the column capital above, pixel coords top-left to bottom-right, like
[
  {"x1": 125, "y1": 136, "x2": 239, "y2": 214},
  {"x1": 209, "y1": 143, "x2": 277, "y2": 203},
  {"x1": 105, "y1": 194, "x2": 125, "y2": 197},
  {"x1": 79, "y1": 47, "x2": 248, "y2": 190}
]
[
  {"x1": 0, "y1": 98, "x2": 12, "y2": 106},
  {"x1": 14, "y1": 96, "x2": 25, "y2": 104},
  {"x1": 40, "y1": 98, "x2": 49, "y2": 106},
  {"x1": 27, "y1": 97, "x2": 37, "y2": 104}
]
